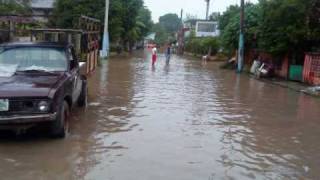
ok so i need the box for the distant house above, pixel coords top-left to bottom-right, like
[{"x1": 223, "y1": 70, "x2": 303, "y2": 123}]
[
  {"x1": 30, "y1": 0, "x2": 55, "y2": 22},
  {"x1": 184, "y1": 19, "x2": 220, "y2": 38},
  {"x1": 13, "y1": 0, "x2": 55, "y2": 22},
  {"x1": 144, "y1": 32, "x2": 156, "y2": 45},
  {"x1": 145, "y1": 33, "x2": 156, "y2": 41}
]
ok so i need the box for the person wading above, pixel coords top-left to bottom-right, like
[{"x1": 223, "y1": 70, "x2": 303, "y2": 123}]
[
  {"x1": 152, "y1": 46, "x2": 158, "y2": 66},
  {"x1": 165, "y1": 44, "x2": 171, "y2": 63}
]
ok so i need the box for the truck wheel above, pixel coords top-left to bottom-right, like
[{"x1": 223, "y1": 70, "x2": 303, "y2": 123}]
[
  {"x1": 77, "y1": 80, "x2": 88, "y2": 107},
  {"x1": 49, "y1": 101, "x2": 70, "y2": 138}
]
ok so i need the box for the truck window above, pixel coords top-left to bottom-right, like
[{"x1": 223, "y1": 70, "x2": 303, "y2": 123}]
[{"x1": 0, "y1": 47, "x2": 67, "y2": 71}]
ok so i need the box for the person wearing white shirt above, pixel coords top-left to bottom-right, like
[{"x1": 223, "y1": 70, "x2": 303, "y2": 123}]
[{"x1": 152, "y1": 46, "x2": 157, "y2": 66}]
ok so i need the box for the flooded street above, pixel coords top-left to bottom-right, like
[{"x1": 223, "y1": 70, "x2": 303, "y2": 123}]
[{"x1": 1, "y1": 51, "x2": 320, "y2": 180}]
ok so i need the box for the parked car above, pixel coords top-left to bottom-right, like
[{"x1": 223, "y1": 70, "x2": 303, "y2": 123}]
[{"x1": 0, "y1": 42, "x2": 88, "y2": 138}]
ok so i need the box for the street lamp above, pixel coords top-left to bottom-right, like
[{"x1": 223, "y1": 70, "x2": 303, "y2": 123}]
[
  {"x1": 101, "y1": 0, "x2": 110, "y2": 58},
  {"x1": 237, "y1": 0, "x2": 245, "y2": 73},
  {"x1": 205, "y1": 0, "x2": 210, "y2": 20}
]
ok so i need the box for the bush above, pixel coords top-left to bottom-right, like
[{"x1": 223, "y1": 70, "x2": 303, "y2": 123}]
[{"x1": 185, "y1": 37, "x2": 220, "y2": 56}]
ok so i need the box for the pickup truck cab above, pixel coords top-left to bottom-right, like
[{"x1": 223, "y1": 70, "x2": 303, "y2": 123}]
[{"x1": 0, "y1": 42, "x2": 88, "y2": 138}]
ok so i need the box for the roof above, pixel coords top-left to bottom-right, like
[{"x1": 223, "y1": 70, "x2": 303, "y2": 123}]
[
  {"x1": 31, "y1": 28, "x2": 83, "y2": 33},
  {"x1": 145, "y1": 33, "x2": 156, "y2": 40},
  {"x1": 30, "y1": 0, "x2": 55, "y2": 9},
  {"x1": 184, "y1": 19, "x2": 218, "y2": 25},
  {"x1": 0, "y1": 41, "x2": 69, "y2": 48}
]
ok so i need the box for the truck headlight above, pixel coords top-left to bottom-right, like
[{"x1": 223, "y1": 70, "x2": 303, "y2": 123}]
[{"x1": 38, "y1": 101, "x2": 50, "y2": 112}]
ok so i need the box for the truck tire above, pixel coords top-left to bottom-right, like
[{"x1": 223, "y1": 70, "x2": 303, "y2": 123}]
[
  {"x1": 49, "y1": 101, "x2": 70, "y2": 138},
  {"x1": 77, "y1": 80, "x2": 88, "y2": 107}
]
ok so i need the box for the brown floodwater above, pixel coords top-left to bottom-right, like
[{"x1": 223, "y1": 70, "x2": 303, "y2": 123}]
[{"x1": 0, "y1": 50, "x2": 320, "y2": 180}]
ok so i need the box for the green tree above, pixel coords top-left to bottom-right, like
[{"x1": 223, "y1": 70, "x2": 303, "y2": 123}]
[
  {"x1": 120, "y1": 0, "x2": 143, "y2": 47},
  {"x1": 50, "y1": 0, "x2": 152, "y2": 51},
  {"x1": 219, "y1": 3, "x2": 260, "y2": 55},
  {"x1": 159, "y1": 13, "x2": 182, "y2": 33},
  {"x1": 209, "y1": 12, "x2": 220, "y2": 21},
  {"x1": 153, "y1": 13, "x2": 182, "y2": 45},
  {"x1": 259, "y1": 0, "x2": 304, "y2": 55},
  {"x1": 218, "y1": 5, "x2": 240, "y2": 33},
  {"x1": 137, "y1": 7, "x2": 153, "y2": 39},
  {"x1": 219, "y1": 0, "x2": 320, "y2": 58},
  {"x1": 50, "y1": 0, "x2": 105, "y2": 28},
  {"x1": 108, "y1": 0, "x2": 124, "y2": 42},
  {"x1": 152, "y1": 23, "x2": 169, "y2": 45},
  {"x1": 0, "y1": 0, "x2": 30, "y2": 15},
  {"x1": 259, "y1": 0, "x2": 320, "y2": 56}
]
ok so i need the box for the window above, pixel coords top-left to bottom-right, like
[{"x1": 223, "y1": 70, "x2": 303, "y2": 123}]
[{"x1": 0, "y1": 47, "x2": 67, "y2": 71}]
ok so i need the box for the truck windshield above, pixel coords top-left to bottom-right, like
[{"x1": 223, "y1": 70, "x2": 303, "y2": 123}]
[{"x1": 0, "y1": 47, "x2": 67, "y2": 72}]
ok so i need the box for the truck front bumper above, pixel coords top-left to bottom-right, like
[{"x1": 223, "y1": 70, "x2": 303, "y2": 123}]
[{"x1": 0, "y1": 113, "x2": 57, "y2": 125}]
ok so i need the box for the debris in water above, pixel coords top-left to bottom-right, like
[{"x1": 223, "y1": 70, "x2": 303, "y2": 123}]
[{"x1": 89, "y1": 102, "x2": 101, "y2": 107}]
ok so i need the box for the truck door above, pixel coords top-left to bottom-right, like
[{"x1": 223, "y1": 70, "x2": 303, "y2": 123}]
[{"x1": 68, "y1": 47, "x2": 82, "y2": 104}]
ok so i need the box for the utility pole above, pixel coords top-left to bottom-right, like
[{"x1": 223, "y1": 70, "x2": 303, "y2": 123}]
[
  {"x1": 237, "y1": 0, "x2": 245, "y2": 73},
  {"x1": 100, "y1": 0, "x2": 110, "y2": 58},
  {"x1": 178, "y1": 9, "x2": 184, "y2": 55},
  {"x1": 205, "y1": 0, "x2": 210, "y2": 20}
]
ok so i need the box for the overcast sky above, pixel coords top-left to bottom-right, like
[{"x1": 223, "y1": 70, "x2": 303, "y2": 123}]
[{"x1": 144, "y1": 0, "x2": 258, "y2": 22}]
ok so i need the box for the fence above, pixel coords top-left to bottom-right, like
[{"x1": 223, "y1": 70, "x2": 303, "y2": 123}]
[
  {"x1": 303, "y1": 53, "x2": 320, "y2": 85},
  {"x1": 0, "y1": 15, "x2": 101, "y2": 75}
]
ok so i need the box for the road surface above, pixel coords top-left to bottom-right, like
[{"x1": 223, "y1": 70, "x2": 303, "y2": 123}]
[{"x1": 0, "y1": 51, "x2": 320, "y2": 180}]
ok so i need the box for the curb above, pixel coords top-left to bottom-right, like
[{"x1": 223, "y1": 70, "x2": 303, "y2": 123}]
[{"x1": 252, "y1": 75, "x2": 320, "y2": 98}]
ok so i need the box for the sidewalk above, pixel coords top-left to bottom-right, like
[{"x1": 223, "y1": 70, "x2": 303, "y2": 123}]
[{"x1": 254, "y1": 76, "x2": 320, "y2": 97}]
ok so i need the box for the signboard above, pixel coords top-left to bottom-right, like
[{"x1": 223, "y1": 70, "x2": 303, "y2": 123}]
[{"x1": 195, "y1": 21, "x2": 219, "y2": 37}]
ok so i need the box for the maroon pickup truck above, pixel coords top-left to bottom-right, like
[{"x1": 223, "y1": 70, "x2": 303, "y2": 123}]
[{"x1": 0, "y1": 42, "x2": 88, "y2": 138}]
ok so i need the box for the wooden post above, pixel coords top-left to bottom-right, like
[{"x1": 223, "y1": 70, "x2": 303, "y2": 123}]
[
  {"x1": 86, "y1": 53, "x2": 90, "y2": 74},
  {"x1": 90, "y1": 51, "x2": 94, "y2": 72},
  {"x1": 95, "y1": 49, "x2": 98, "y2": 68},
  {"x1": 9, "y1": 20, "x2": 15, "y2": 41},
  {"x1": 54, "y1": 33, "x2": 59, "y2": 42},
  {"x1": 30, "y1": 31, "x2": 33, "y2": 42},
  {"x1": 76, "y1": 34, "x2": 81, "y2": 55},
  {"x1": 67, "y1": 33, "x2": 72, "y2": 44}
]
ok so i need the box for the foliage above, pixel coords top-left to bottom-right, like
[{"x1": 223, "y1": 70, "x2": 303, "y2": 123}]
[
  {"x1": 120, "y1": 0, "x2": 143, "y2": 47},
  {"x1": 152, "y1": 23, "x2": 169, "y2": 45},
  {"x1": 137, "y1": 7, "x2": 153, "y2": 39},
  {"x1": 158, "y1": 13, "x2": 182, "y2": 33},
  {"x1": 108, "y1": 0, "x2": 124, "y2": 42},
  {"x1": 218, "y1": 5, "x2": 240, "y2": 33},
  {"x1": 50, "y1": 0, "x2": 152, "y2": 50},
  {"x1": 258, "y1": 0, "x2": 319, "y2": 55},
  {"x1": 0, "y1": 0, "x2": 31, "y2": 15},
  {"x1": 50, "y1": 0, "x2": 105, "y2": 28},
  {"x1": 153, "y1": 13, "x2": 182, "y2": 45},
  {"x1": 219, "y1": 0, "x2": 320, "y2": 57},
  {"x1": 185, "y1": 33, "x2": 220, "y2": 56},
  {"x1": 219, "y1": 3, "x2": 260, "y2": 55},
  {"x1": 209, "y1": 12, "x2": 220, "y2": 21}
]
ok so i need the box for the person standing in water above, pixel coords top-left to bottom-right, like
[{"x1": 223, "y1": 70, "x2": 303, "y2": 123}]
[
  {"x1": 165, "y1": 44, "x2": 171, "y2": 63},
  {"x1": 152, "y1": 46, "x2": 157, "y2": 66}
]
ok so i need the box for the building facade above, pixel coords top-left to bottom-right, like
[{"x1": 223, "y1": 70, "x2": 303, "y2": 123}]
[
  {"x1": 30, "y1": 0, "x2": 55, "y2": 23},
  {"x1": 12, "y1": 0, "x2": 55, "y2": 22}
]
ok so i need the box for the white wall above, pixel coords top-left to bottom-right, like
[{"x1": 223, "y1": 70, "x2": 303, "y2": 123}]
[{"x1": 195, "y1": 21, "x2": 220, "y2": 37}]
